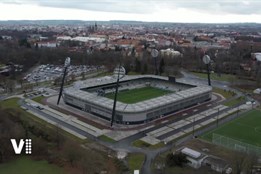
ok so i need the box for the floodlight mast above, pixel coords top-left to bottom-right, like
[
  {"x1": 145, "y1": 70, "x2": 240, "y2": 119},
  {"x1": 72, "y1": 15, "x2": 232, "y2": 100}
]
[
  {"x1": 111, "y1": 63, "x2": 121, "y2": 127},
  {"x1": 202, "y1": 54, "x2": 211, "y2": 86},
  {"x1": 57, "y1": 57, "x2": 70, "y2": 105},
  {"x1": 151, "y1": 49, "x2": 159, "y2": 75}
]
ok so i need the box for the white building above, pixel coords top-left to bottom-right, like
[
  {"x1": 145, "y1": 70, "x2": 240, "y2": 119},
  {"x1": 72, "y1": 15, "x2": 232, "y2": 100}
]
[
  {"x1": 160, "y1": 48, "x2": 181, "y2": 57},
  {"x1": 181, "y1": 147, "x2": 206, "y2": 169},
  {"x1": 134, "y1": 170, "x2": 139, "y2": 174},
  {"x1": 254, "y1": 88, "x2": 261, "y2": 94},
  {"x1": 37, "y1": 42, "x2": 57, "y2": 48}
]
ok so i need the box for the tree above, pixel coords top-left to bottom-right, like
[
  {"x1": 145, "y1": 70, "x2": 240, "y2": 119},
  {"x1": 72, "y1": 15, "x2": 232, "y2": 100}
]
[
  {"x1": 81, "y1": 72, "x2": 85, "y2": 80},
  {"x1": 135, "y1": 58, "x2": 141, "y2": 73},
  {"x1": 166, "y1": 153, "x2": 188, "y2": 167},
  {"x1": 18, "y1": 78, "x2": 25, "y2": 88},
  {"x1": 70, "y1": 74, "x2": 76, "y2": 82},
  {"x1": 35, "y1": 42, "x2": 39, "y2": 50},
  {"x1": 63, "y1": 140, "x2": 82, "y2": 167},
  {"x1": 232, "y1": 153, "x2": 258, "y2": 174},
  {"x1": 123, "y1": 58, "x2": 131, "y2": 75},
  {"x1": 0, "y1": 109, "x2": 25, "y2": 162},
  {"x1": 54, "y1": 77, "x2": 62, "y2": 86},
  {"x1": 54, "y1": 124, "x2": 64, "y2": 150},
  {"x1": 32, "y1": 137, "x2": 49, "y2": 160},
  {"x1": 256, "y1": 62, "x2": 261, "y2": 86},
  {"x1": 159, "y1": 58, "x2": 165, "y2": 75},
  {"x1": 6, "y1": 79, "x2": 15, "y2": 93},
  {"x1": 142, "y1": 63, "x2": 148, "y2": 74},
  {"x1": 18, "y1": 38, "x2": 31, "y2": 48}
]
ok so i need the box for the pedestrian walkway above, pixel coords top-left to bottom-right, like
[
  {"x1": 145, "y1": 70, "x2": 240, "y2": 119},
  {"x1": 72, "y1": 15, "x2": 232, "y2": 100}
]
[{"x1": 25, "y1": 99, "x2": 104, "y2": 137}]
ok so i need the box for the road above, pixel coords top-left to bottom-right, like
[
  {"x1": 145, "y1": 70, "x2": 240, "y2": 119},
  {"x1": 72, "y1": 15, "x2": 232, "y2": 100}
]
[{"x1": 15, "y1": 70, "x2": 257, "y2": 174}]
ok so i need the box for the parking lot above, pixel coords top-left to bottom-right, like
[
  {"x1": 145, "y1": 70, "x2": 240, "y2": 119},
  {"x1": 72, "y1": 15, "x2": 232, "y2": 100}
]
[{"x1": 23, "y1": 64, "x2": 104, "y2": 83}]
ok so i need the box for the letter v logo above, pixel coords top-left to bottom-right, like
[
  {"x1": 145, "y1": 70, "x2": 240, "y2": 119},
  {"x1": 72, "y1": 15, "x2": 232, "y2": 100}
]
[{"x1": 10, "y1": 139, "x2": 24, "y2": 154}]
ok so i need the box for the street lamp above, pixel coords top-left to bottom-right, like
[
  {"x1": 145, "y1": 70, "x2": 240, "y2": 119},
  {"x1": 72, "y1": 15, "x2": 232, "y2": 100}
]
[
  {"x1": 202, "y1": 54, "x2": 211, "y2": 86},
  {"x1": 151, "y1": 49, "x2": 159, "y2": 75},
  {"x1": 57, "y1": 57, "x2": 71, "y2": 105}
]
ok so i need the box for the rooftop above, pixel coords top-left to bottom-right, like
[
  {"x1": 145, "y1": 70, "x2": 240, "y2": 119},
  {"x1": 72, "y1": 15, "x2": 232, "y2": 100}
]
[{"x1": 181, "y1": 147, "x2": 201, "y2": 159}]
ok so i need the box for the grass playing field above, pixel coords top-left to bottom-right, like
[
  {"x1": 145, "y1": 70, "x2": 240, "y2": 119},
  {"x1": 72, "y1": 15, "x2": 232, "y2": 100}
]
[
  {"x1": 105, "y1": 86, "x2": 172, "y2": 104},
  {"x1": 201, "y1": 109, "x2": 261, "y2": 147}
]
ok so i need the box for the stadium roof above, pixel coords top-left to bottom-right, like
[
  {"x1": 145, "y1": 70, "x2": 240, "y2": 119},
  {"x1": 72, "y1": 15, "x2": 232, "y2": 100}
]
[{"x1": 64, "y1": 75, "x2": 212, "y2": 113}]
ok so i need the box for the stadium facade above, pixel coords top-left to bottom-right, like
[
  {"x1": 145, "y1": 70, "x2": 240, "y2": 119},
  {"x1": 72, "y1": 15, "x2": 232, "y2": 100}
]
[{"x1": 63, "y1": 75, "x2": 212, "y2": 125}]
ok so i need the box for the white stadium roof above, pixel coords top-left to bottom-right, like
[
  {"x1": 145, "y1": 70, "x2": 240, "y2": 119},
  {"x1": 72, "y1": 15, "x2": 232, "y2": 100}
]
[{"x1": 64, "y1": 75, "x2": 212, "y2": 113}]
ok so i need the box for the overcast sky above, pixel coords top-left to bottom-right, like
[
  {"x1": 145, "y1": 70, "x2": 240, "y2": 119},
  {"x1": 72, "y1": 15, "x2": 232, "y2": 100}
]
[{"x1": 0, "y1": 0, "x2": 261, "y2": 23}]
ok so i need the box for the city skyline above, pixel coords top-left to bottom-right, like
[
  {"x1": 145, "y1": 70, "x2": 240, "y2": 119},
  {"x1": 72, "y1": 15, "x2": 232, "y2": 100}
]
[{"x1": 0, "y1": 0, "x2": 261, "y2": 23}]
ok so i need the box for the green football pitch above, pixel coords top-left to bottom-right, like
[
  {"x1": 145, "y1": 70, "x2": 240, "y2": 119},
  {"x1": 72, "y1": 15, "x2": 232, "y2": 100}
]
[
  {"x1": 105, "y1": 86, "x2": 172, "y2": 104},
  {"x1": 201, "y1": 109, "x2": 261, "y2": 147}
]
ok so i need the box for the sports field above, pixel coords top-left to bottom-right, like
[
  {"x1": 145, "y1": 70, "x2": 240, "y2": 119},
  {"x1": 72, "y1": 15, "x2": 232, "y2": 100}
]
[
  {"x1": 202, "y1": 110, "x2": 261, "y2": 147},
  {"x1": 105, "y1": 86, "x2": 172, "y2": 104}
]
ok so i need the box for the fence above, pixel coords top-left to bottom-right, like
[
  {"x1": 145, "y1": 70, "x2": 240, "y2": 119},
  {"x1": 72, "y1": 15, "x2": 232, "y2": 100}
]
[{"x1": 212, "y1": 133, "x2": 261, "y2": 156}]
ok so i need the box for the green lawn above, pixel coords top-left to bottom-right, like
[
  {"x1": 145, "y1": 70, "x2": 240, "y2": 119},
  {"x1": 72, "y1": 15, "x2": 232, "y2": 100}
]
[
  {"x1": 201, "y1": 110, "x2": 261, "y2": 146},
  {"x1": 192, "y1": 72, "x2": 236, "y2": 82},
  {"x1": 105, "y1": 87, "x2": 172, "y2": 104},
  {"x1": 127, "y1": 153, "x2": 145, "y2": 171},
  {"x1": 132, "y1": 140, "x2": 151, "y2": 148},
  {"x1": 0, "y1": 97, "x2": 19, "y2": 109},
  {"x1": 32, "y1": 96, "x2": 45, "y2": 104},
  {"x1": 212, "y1": 87, "x2": 235, "y2": 99},
  {"x1": 224, "y1": 96, "x2": 246, "y2": 107},
  {"x1": 99, "y1": 135, "x2": 116, "y2": 143},
  {"x1": 0, "y1": 157, "x2": 65, "y2": 174}
]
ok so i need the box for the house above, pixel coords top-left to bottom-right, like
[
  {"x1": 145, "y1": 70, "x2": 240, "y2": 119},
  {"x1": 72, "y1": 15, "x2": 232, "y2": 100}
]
[
  {"x1": 202, "y1": 156, "x2": 230, "y2": 173},
  {"x1": 253, "y1": 88, "x2": 261, "y2": 94},
  {"x1": 180, "y1": 147, "x2": 206, "y2": 169},
  {"x1": 134, "y1": 170, "x2": 139, "y2": 174}
]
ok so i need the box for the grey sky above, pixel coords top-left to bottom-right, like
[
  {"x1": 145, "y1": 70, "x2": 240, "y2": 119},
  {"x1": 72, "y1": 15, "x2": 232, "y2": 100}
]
[
  {"x1": 2, "y1": 0, "x2": 261, "y2": 15},
  {"x1": 0, "y1": 0, "x2": 260, "y2": 23}
]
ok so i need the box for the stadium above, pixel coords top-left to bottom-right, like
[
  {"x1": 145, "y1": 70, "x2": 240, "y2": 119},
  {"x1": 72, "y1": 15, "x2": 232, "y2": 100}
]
[{"x1": 63, "y1": 75, "x2": 212, "y2": 125}]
